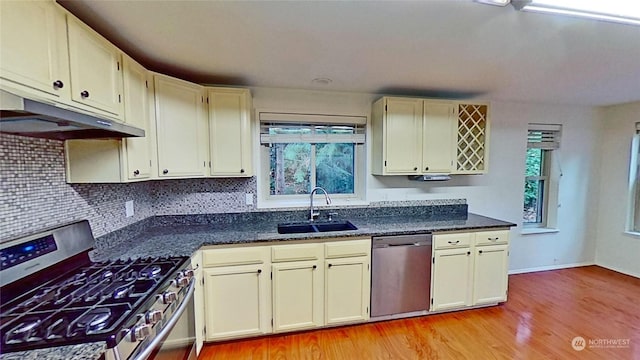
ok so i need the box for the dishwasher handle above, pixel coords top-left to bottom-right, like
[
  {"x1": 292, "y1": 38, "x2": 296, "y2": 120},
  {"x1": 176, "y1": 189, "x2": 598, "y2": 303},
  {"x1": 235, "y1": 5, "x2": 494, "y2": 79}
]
[{"x1": 374, "y1": 241, "x2": 432, "y2": 248}]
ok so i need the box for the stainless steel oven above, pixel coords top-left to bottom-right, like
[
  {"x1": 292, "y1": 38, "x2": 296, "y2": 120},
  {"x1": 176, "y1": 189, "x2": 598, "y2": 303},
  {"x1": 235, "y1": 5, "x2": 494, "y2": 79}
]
[{"x1": 0, "y1": 220, "x2": 197, "y2": 360}]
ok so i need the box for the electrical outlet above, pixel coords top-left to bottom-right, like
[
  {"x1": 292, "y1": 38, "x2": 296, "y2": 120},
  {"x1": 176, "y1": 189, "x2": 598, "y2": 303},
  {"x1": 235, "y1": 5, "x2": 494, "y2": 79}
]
[
  {"x1": 245, "y1": 193, "x2": 253, "y2": 205},
  {"x1": 125, "y1": 200, "x2": 134, "y2": 218}
]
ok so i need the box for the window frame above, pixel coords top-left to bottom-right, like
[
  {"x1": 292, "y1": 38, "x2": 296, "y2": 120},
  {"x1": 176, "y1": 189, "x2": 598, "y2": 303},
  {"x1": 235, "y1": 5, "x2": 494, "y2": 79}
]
[
  {"x1": 523, "y1": 124, "x2": 561, "y2": 232},
  {"x1": 626, "y1": 126, "x2": 640, "y2": 234},
  {"x1": 255, "y1": 110, "x2": 368, "y2": 209}
]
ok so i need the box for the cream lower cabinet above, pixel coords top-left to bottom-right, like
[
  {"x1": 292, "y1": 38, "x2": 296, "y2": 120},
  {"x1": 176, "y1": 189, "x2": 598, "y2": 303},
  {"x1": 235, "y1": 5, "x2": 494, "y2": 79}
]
[
  {"x1": 202, "y1": 247, "x2": 270, "y2": 341},
  {"x1": 431, "y1": 229, "x2": 509, "y2": 312},
  {"x1": 271, "y1": 243, "x2": 323, "y2": 333},
  {"x1": 191, "y1": 251, "x2": 204, "y2": 355},
  {"x1": 324, "y1": 239, "x2": 371, "y2": 325}
]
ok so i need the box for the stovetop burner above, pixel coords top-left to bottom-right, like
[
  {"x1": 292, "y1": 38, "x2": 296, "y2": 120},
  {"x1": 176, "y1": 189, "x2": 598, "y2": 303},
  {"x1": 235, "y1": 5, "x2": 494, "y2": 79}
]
[{"x1": 0, "y1": 256, "x2": 189, "y2": 352}]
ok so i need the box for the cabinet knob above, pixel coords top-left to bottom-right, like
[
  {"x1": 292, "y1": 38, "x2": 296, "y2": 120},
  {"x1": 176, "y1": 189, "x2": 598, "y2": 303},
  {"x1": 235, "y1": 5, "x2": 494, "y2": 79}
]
[
  {"x1": 80, "y1": 90, "x2": 90, "y2": 98},
  {"x1": 413, "y1": 167, "x2": 418, "y2": 171},
  {"x1": 467, "y1": 251, "x2": 471, "y2": 255},
  {"x1": 479, "y1": 250, "x2": 483, "y2": 254},
  {"x1": 162, "y1": 169, "x2": 169, "y2": 174},
  {"x1": 328, "y1": 264, "x2": 333, "y2": 268},
  {"x1": 257, "y1": 269, "x2": 262, "y2": 274},
  {"x1": 240, "y1": 169, "x2": 245, "y2": 174},
  {"x1": 52, "y1": 80, "x2": 64, "y2": 89},
  {"x1": 425, "y1": 166, "x2": 429, "y2": 171},
  {"x1": 133, "y1": 169, "x2": 140, "y2": 176},
  {"x1": 312, "y1": 265, "x2": 317, "y2": 269}
]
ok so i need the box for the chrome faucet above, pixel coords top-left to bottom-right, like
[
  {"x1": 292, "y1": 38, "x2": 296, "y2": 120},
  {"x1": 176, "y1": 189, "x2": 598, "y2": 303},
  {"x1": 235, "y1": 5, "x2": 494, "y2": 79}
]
[{"x1": 309, "y1": 187, "x2": 331, "y2": 221}]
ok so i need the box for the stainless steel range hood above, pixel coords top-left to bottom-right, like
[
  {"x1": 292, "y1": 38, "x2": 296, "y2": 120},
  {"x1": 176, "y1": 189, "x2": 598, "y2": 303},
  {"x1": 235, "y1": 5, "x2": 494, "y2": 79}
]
[{"x1": 0, "y1": 90, "x2": 144, "y2": 140}]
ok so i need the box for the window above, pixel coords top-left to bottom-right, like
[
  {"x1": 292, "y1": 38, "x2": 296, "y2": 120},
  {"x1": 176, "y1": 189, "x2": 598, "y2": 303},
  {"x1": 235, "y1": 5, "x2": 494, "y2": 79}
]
[
  {"x1": 627, "y1": 123, "x2": 640, "y2": 233},
  {"x1": 258, "y1": 112, "x2": 366, "y2": 205},
  {"x1": 523, "y1": 124, "x2": 561, "y2": 228}
]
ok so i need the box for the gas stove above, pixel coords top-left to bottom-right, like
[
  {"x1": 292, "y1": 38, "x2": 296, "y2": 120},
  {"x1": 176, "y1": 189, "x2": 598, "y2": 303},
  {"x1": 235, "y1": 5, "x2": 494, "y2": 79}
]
[{"x1": 0, "y1": 221, "x2": 195, "y2": 360}]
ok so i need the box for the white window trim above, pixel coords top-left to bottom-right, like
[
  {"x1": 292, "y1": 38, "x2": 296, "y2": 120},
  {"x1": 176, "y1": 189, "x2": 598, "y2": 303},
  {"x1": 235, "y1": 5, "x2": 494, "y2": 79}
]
[
  {"x1": 524, "y1": 124, "x2": 562, "y2": 230},
  {"x1": 625, "y1": 127, "x2": 640, "y2": 233},
  {"x1": 254, "y1": 109, "x2": 368, "y2": 209}
]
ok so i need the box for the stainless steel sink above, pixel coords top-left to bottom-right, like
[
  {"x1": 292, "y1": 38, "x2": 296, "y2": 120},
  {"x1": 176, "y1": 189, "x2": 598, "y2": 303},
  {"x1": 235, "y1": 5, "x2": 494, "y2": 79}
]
[{"x1": 277, "y1": 220, "x2": 357, "y2": 234}]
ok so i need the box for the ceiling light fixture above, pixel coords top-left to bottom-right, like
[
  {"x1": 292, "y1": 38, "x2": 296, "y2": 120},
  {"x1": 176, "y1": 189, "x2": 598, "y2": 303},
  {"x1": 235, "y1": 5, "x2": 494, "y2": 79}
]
[
  {"x1": 474, "y1": 0, "x2": 511, "y2": 7},
  {"x1": 311, "y1": 77, "x2": 332, "y2": 85},
  {"x1": 512, "y1": 0, "x2": 640, "y2": 26}
]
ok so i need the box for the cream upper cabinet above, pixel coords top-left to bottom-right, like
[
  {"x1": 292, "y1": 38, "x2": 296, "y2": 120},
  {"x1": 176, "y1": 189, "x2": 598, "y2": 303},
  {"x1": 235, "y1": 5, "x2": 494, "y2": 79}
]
[
  {"x1": 122, "y1": 56, "x2": 151, "y2": 180},
  {"x1": 324, "y1": 239, "x2": 371, "y2": 325},
  {"x1": 271, "y1": 243, "x2": 323, "y2": 333},
  {"x1": 422, "y1": 101, "x2": 456, "y2": 174},
  {"x1": 431, "y1": 245, "x2": 473, "y2": 311},
  {"x1": 371, "y1": 97, "x2": 423, "y2": 175},
  {"x1": 0, "y1": 0, "x2": 70, "y2": 100},
  {"x1": 66, "y1": 15, "x2": 124, "y2": 118},
  {"x1": 453, "y1": 103, "x2": 489, "y2": 174},
  {"x1": 207, "y1": 88, "x2": 252, "y2": 177},
  {"x1": 202, "y1": 247, "x2": 270, "y2": 341},
  {"x1": 154, "y1": 74, "x2": 208, "y2": 178},
  {"x1": 64, "y1": 57, "x2": 151, "y2": 184}
]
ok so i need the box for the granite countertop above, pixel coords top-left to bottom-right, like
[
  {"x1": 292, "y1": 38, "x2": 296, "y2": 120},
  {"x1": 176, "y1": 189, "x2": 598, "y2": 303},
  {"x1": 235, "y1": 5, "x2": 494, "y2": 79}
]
[
  {"x1": 92, "y1": 212, "x2": 516, "y2": 261},
  {"x1": 0, "y1": 343, "x2": 106, "y2": 360}
]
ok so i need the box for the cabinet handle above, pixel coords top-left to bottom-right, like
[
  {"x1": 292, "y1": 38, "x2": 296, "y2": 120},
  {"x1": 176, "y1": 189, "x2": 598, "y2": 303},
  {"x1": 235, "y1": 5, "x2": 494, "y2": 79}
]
[
  {"x1": 80, "y1": 90, "x2": 90, "y2": 98},
  {"x1": 240, "y1": 169, "x2": 245, "y2": 174},
  {"x1": 312, "y1": 265, "x2": 317, "y2": 269},
  {"x1": 133, "y1": 169, "x2": 140, "y2": 176},
  {"x1": 52, "y1": 80, "x2": 64, "y2": 89},
  {"x1": 413, "y1": 167, "x2": 418, "y2": 171},
  {"x1": 448, "y1": 240, "x2": 460, "y2": 245},
  {"x1": 257, "y1": 269, "x2": 262, "y2": 274},
  {"x1": 488, "y1": 237, "x2": 499, "y2": 241},
  {"x1": 162, "y1": 169, "x2": 169, "y2": 174}
]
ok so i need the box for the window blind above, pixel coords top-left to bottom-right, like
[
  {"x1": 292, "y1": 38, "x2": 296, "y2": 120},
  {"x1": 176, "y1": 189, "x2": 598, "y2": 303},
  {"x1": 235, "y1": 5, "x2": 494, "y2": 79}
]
[
  {"x1": 259, "y1": 112, "x2": 366, "y2": 144},
  {"x1": 527, "y1": 123, "x2": 561, "y2": 150}
]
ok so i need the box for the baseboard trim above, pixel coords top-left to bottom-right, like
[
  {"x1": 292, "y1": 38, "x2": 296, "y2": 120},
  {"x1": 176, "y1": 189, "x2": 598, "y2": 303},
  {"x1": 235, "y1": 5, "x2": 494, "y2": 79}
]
[
  {"x1": 594, "y1": 263, "x2": 640, "y2": 279},
  {"x1": 508, "y1": 261, "x2": 595, "y2": 275}
]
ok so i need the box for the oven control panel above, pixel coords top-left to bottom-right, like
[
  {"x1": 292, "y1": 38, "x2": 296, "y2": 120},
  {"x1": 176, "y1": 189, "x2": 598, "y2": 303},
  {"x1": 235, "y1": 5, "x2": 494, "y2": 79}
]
[{"x1": 0, "y1": 235, "x2": 57, "y2": 270}]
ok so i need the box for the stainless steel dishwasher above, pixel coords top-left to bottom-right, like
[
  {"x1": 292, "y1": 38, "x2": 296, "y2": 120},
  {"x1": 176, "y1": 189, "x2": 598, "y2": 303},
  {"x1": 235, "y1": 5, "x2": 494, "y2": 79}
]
[{"x1": 370, "y1": 233, "x2": 432, "y2": 317}]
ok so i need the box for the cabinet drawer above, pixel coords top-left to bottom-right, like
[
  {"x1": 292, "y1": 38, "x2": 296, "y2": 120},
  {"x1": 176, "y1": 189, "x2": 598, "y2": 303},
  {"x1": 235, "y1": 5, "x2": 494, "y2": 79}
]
[
  {"x1": 433, "y1": 233, "x2": 472, "y2": 249},
  {"x1": 325, "y1": 239, "x2": 371, "y2": 259},
  {"x1": 475, "y1": 230, "x2": 509, "y2": 246},
  {"x1": 272, "y1": 243, "x2": 322, "y2": 262},
  {"x1": 203, "y1": 247, "x2": 268, "y2": 267}
]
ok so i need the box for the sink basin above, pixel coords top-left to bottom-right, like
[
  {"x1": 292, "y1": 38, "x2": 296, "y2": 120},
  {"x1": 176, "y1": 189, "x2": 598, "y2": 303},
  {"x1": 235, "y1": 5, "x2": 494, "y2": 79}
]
[{"x1": 277, "y1": 220, "x2": 358, "y2": 234}]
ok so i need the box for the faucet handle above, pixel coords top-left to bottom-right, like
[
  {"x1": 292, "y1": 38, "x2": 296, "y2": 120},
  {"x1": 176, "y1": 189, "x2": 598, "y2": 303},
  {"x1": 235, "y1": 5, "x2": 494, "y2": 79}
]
[{"x1": 327, "y1": 212, "x2": 338, "y2": 221}]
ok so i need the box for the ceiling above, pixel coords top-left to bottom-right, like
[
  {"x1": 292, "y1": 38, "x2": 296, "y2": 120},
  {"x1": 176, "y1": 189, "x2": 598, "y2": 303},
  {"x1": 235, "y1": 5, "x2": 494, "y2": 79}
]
[{"x1": 58, "y1": 0, "x2": 640, "y2": 107}]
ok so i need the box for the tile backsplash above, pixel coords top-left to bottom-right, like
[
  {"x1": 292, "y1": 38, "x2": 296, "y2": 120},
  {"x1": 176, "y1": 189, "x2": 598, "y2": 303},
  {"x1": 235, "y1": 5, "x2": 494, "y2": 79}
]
[{"x1": 0, "y1": 134, "x2": 255, "y2": 243}]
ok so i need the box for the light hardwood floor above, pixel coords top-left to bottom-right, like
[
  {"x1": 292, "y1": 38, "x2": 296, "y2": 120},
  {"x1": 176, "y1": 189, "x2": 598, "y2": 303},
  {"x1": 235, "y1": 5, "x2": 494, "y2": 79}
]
[{"x1": 199, "y1": 266, "x2": 640, "y2": 359}]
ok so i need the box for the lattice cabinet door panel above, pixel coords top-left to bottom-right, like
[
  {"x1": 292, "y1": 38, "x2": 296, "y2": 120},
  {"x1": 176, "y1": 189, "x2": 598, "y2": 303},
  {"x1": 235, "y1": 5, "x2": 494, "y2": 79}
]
[{"x1": 454, "y1": 103, "x2": 489, "y2": 174}]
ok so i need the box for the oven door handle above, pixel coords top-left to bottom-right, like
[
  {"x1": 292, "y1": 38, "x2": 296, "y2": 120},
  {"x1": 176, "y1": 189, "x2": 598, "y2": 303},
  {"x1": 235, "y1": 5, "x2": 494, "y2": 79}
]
[{"x1": 134, "y1": 277, "x2": 196, "y2": 360}]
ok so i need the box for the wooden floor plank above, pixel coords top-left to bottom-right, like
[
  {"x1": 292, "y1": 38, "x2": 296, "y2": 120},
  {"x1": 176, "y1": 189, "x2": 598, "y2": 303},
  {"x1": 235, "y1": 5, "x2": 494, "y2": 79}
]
[{"x1": 199, "y1": 266, "x2": 640, "y2": 359}]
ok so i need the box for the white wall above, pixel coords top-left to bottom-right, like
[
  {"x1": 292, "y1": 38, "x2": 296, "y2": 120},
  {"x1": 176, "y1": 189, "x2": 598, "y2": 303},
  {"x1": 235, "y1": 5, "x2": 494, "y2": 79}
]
[
  {"x1": 595, "y1": 101, "x2": 640, "y2": 277},
  {"x1": 251, "y1": 87, "x2": 603, "y2": 272}
]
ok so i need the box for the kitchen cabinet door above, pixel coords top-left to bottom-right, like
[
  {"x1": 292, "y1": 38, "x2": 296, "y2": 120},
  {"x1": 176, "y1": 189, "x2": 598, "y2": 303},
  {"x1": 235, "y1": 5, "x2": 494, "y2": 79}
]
[
  {"x1": 208, "y1": 88, "x2": 252, "y2": 177},
  {"x1": 272, "y1": 260, "x2": 323, "y2": 333},
  {"x1": 67, "y1": 15, "x2": 124, "y2": 118},
  {"x1": 422, "y1": 101, "x2": 456, "y2": 174},
  {"x1": 379, "y1": 97, "x2": 423, "y2": 174},
  {"x1": 203, "y1": 264, "x2": 270, "y2": 340},
  {"x1": 122, "y1": 56, "x2": 151, "y2": 180},
  {"x1": 191, "y1": 252, "x2": 204, "y2": 355},
  {"x1": 0, "y1": 0, "x2": 70, "y2": 100},
  {"x1": 154, "y1": 74, "x2": 208, "y2": 178},
  {"x1": 325, "y1": 256, "x2": 370, "y2": 325},
  {"x1": 431, "y1": 247, "x2": 473, "y2": 311},
  {"x1": 472, "y1": 244, "x2": 509, "y2": 305}
]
